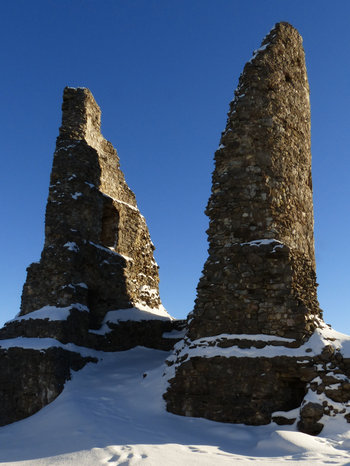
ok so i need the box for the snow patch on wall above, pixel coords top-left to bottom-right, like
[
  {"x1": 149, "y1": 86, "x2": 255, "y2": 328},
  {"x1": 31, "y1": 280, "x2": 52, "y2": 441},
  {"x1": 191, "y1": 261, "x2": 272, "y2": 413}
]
[
  {"x1": 89, "y1": 304, "x2": 172, "y2": 335},
  {"x1": 6, "y1": 303, "x2": 89, "y2": 324}
]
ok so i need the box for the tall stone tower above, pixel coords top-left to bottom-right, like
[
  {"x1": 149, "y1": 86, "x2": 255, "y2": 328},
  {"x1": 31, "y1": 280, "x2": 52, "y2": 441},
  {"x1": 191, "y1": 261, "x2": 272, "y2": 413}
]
[
  {"x1": 164, "y1": 23, "x2": 350, "y2": 435},
  {"x1": 190, "y1": 22, "x2": 320, "y2": 342}
]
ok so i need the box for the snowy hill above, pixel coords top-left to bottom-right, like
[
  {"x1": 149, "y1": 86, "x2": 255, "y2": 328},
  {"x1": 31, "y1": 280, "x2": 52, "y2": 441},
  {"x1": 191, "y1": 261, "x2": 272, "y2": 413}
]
[{"x1": 0, "y1": 346, "x2": 350, "y2": 465}]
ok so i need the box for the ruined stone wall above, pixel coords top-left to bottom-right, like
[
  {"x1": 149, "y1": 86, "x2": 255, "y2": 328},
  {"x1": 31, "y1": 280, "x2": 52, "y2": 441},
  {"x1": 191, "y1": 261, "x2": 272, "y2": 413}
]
[
  {"x1": 0, "y1": 348, "x2": 96, "y2": 427},
  {"x1": 164, "y1": 332, "x2": 350, "y2": 435}
]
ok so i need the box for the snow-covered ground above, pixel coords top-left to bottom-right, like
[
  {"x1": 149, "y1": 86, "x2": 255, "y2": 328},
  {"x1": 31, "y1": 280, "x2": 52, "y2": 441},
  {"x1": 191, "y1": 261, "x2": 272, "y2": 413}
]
[{"x1": 0, "y1": 347, "x2": 350, "y2": 465}]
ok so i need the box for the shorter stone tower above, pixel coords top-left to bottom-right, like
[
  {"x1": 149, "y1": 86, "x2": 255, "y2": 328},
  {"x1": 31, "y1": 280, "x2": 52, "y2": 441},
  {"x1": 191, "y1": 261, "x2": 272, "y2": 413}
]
[
  {"x1": 21, "y1": 87, "x2": 162, "y2": 326},
  {"x1": 164, "y1": 23, "x2": 350, "y2": 435},
  {"x1": 0, "y1": 88, "x2": 182, "y2": 427}
]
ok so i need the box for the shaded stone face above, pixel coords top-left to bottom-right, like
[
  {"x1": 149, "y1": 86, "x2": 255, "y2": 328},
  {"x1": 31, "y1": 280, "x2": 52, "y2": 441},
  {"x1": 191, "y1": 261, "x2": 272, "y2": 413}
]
[
  {"x1": 21, "y1": 87, "x2": 162, "y2": 327},
  {"x1": 188, "y1": 22, "x2": 321, "y2": 342},
  {"x1": 163, "y1": 22, "x2": 350, "y2": 436},
  {"x1": 0, "y1": 348, "x2": 96, "y2": 427},
  {"x1": 165, "y1": 356, "x2": 309, "y2": 424}
]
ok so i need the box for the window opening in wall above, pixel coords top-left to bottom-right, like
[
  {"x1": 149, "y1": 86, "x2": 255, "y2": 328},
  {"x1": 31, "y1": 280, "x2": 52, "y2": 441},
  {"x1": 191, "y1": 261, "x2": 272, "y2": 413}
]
[{"x1": 101, "y1": 201, "x2": 119, "y2": 249}]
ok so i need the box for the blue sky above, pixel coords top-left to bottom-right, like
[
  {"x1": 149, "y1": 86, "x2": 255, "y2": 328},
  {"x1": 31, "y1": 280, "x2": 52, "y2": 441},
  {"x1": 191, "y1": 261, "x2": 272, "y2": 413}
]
[{"x1": 0, "y1": 0, "x2": 349, "y2": 332}]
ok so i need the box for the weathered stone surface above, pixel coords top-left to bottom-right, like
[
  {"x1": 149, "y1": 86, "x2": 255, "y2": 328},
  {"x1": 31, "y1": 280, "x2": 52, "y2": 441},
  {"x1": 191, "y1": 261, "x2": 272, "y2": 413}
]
[
  {"x1": 0, "y1": 347, "x2": 96, "y2": 426},
  {"x1": 164, "y1": 22, "x2": 350, "y2": 435},
  {"x1": 189, "y1": 22, "x2": 320, "y2": 342},
  {"x1": 0, "y1": 316, "x2": 185, "y2": 352},
  {"x1": 21, "y1": 87, "x2": 162, "y2": 325},
  {"x1": 165, "y1": 356, "x2": 309, "y2": 424},
  {"x1": 298, "y1": 403, "x2": 324, "y2": 435},
  {"x1": 165, "y1": 325, "x2": 350, "y2": 435},
  {"x1": 0, "y1": 87, "x2": 180, "y2": 426}
]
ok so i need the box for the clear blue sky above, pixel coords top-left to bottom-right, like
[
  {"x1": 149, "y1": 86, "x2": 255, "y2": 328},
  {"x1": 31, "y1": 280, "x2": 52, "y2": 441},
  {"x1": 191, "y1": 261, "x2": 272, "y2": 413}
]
[{"x1": 0, "y1": 0, "x2": 349, "y2": 332}]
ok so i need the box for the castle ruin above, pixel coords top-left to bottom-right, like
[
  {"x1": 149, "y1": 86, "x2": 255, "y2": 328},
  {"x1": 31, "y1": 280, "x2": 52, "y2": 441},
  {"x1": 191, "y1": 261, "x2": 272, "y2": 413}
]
[
  {"x1": 0, "y1": 24, "x2": 350, "y2": 436},
  {"x1": 164, "y1": 22, "x2": 350, "y2": 435}
]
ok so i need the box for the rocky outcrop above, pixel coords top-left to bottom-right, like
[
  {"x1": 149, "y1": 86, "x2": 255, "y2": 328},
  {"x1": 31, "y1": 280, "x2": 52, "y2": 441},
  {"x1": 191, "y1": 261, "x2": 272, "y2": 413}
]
[
  {"x1": 164, "y1": 22, "x2": 350, "y2": 435},
  {"x1": 0, "y1": 87, "x2": 182, "y2": 426}
]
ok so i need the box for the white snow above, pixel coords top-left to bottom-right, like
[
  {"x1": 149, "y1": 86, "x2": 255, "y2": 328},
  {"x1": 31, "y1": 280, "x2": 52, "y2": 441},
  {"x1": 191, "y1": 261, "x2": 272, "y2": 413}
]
[
  {"x1": 195, "y1": 332, "x2": 295, "y2": 344},
  {"x1": 134, "y1": 302, "x2": 172, "y2": 317},
  {"x1": 240, "y1": 238, "x2": 284, "y2": 252},
  {"x1": 102, "y1": 192, "x2": 139, "y2": 212},
  {"x1": 62, "y1": 284, "x2": 75, "y2": 289},
  {"x1": 55, "y1": 142, "x2": 80, "y2": 153},
  {"x1": 75, "y1": 282, "x2": 88, "y2": 289},
  {"x1": 88, "y1": 241, "x2": 134, "y2": 261},
  {"x1": 151, "y1": 257, "x2": 159, "y2": 267},
  {"x1": 327, "y1": 372, "x2": 349, "y2": 381},
  {"x1": 64, "y1": 241, "x2": 79, "y2": 252},
  {"x1": 0, "y1": 346, "x2": 349, "y2": 465},
  {"x1": 310, "y1": 376, "x2": 323, "y2": 385},
  {"x1": 254, "y1": 43, "x2": 270, "y2": 54},
  {"x1": 139, "y1": 285, "x2": 159, "y2": 298},
  {"x1": 271, "y1": 408, "x2": 300, "y2": 419},
  {"x1": 114, "y1": 198, "x2": 139, "y2": 211},
  {"x1": 328, "y1": 383, "x2": 342, "y2": 390},
  {"x1": 167, "y1": 324, "x2": 350, "y2": 366},
  {"x1": 241, "y1": 238, "x2": 283, "y2": 247},
  {"x1": 71, "y1": 192, "x2": 82, "y2": 200},
  {"x1": 6, "y1": 303, "x2": 89, "y2": 323},
  {"x1": 0, "y1": 337, "x2": 100, "y2": 358},
  {"x1": 248, "y1": 42, "x2": 270, "y2": 63},
  {"x1": 90, "y1": 304, "x2": 172, "y2": 335}
]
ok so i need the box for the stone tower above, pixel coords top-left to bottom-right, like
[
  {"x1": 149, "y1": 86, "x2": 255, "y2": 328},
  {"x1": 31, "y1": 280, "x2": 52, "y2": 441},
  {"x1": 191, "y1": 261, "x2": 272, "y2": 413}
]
[
  {"x1": 0, "y1": 87, "x2": 181, "y2": 427},
  {"x1": 21, "y1": 87, "x2": 163, "y2": 327},
  {"x1": 164, "y1": 23, "x2": 350, "y2": 435},
  {"x1": 190, "y1": 22, "x2": 320, "y2": 342}
]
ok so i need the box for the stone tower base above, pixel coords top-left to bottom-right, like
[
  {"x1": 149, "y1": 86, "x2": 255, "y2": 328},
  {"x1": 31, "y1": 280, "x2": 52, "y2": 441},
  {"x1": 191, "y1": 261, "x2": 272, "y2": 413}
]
[{"x1": 164, "y1": 323, "x2": 350, "y2": 435}]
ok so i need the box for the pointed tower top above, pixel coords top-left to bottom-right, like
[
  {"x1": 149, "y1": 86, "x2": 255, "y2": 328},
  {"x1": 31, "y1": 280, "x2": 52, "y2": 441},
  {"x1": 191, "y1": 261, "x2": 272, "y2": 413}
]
[
  {"x1": 241, "y1": 22, "x2": 307, "y2": 93},
  {"x1": 257, "y1": 21, "x2": 303, "y2": 50}
]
